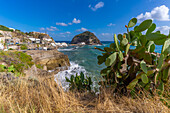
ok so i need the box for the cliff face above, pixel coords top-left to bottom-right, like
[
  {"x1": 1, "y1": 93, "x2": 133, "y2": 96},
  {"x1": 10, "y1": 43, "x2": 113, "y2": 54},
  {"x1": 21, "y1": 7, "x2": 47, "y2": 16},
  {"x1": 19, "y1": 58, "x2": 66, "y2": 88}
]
[
  {"x1": 71, "y1": 31, "x2": 102, "y2": 45},
  {"x1": 0, "y1": 50, "x2": 70, "y2": 81},
  {"x1": 26, "y1": 50, "x2": 70, "y2": 71}
]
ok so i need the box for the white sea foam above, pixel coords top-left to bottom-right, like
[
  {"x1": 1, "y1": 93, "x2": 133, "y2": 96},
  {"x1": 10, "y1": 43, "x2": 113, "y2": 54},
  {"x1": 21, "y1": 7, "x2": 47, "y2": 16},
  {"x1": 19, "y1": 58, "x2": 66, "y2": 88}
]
[
  {"x1": 57, "y1": 48, "x2": 74, "y2": 51},
  {"x1": 95, "y1": 44, "x2": 103, "y2": 46},
  {"x1": 54, "y1": 61, "x2": 87, "y2": 91},
  {"x1": 57, "y1": 46, "x2": 79, "y2": 51}
]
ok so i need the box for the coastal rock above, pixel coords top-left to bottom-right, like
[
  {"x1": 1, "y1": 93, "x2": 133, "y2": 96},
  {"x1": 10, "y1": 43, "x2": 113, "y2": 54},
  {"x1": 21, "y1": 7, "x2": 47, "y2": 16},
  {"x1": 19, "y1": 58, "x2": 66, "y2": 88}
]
[
  {"x1": 24, "y1": 64, "x2": 53, "y2": 78},
  {"x1": 26, "y1": 50, "x2": 70, "y2": 70},
  {"x1": 71, "y1": 31, "x2": 102, "y2": 45}
]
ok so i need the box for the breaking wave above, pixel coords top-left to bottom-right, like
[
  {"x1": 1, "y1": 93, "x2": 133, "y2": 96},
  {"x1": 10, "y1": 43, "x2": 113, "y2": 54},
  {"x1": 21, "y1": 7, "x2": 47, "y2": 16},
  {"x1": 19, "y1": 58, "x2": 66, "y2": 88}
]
[{"x1": 54, "y1": 61, "x2": 88, "y2": 91}]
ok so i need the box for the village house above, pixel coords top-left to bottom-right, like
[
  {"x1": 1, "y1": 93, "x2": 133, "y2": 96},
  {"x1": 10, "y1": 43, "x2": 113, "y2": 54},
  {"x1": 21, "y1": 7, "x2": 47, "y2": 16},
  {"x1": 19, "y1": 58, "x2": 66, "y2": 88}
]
[
  {"x1": 12, "y1": 37, "x2": 21, "y2": 44},
  {"x1": 29, "y1": 37, "x2": 41, "y2": 44}
]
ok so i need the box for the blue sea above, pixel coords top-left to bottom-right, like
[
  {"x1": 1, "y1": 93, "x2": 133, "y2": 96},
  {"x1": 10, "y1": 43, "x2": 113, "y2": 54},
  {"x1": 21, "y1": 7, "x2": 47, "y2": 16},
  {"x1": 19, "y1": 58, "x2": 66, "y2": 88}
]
[{"x1": 54, "y1": 41, "x2": 162, "y2": 90}]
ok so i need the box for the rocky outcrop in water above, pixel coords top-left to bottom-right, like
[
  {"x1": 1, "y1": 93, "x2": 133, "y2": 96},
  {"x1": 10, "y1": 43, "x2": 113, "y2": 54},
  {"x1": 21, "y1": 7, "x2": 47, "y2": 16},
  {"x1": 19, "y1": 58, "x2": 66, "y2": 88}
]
[{"x1": 71, "y1": 31, "x2": 102, "y2": 45}]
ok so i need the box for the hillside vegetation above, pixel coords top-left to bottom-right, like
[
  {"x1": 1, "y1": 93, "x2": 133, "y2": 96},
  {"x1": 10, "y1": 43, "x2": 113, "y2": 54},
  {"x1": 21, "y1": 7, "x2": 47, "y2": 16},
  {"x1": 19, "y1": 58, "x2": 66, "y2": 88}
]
[
  {"x1": 0, "y1": 51, "x2": 34, "y2": 76},
  {"x1": 0, "y1": 25, "x2": 13, "y2": 32}
]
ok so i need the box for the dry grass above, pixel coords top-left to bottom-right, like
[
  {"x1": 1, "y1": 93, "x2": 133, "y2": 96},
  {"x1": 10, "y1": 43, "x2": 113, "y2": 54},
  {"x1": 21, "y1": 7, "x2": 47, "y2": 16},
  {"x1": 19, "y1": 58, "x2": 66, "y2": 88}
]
[{"x1": 0, "y1": 77, "x2": 169, "y2": 113}]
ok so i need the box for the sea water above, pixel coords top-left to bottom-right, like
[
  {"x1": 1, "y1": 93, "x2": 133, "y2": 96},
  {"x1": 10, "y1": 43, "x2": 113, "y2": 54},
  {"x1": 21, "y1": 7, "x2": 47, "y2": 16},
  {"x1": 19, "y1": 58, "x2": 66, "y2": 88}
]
[{"x1": 55, "y1": 41, "x2": 162, "y2": 90}]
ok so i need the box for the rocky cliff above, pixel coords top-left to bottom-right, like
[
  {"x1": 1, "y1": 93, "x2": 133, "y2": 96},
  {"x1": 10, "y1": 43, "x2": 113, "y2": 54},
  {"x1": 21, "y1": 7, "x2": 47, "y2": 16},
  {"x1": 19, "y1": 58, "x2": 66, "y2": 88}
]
[
  {"x1": 70, "y1": 31, "x2": 102, "y2": 45},
  {"x1": 26, "y1": 50, "x2": 70, "y2": 71}
]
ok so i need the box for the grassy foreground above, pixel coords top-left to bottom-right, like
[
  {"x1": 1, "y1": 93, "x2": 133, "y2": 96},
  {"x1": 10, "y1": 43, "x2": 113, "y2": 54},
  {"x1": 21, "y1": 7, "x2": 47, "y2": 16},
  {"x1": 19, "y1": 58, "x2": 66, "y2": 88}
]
[{"x1": 0, "y1": 77, "x2": 169, "y2": 113}]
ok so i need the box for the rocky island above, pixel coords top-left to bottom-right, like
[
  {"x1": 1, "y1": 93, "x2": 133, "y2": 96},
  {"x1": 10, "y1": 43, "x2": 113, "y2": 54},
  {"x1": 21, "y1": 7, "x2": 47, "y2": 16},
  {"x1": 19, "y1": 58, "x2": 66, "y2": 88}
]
[{"x1": 70, "y1": 31, "x2": 102, "y2": 45}]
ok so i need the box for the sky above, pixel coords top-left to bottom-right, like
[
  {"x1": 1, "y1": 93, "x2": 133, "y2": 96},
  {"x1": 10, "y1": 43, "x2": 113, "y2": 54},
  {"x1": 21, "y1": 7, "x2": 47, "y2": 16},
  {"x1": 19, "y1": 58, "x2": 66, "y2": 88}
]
[{"x1": 0, "y1": 0, "x2": 170, "y2": 41}]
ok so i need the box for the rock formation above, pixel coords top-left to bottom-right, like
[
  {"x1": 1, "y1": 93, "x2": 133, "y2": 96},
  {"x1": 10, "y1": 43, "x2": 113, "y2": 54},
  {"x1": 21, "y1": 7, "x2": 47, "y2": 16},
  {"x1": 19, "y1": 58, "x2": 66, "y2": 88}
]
[
  {"x1": 26, "y1": 50, "x2": 70, "y2": 70},
  {"x1": 71, "y1": 31, "x2": 102, "y2": 45}
]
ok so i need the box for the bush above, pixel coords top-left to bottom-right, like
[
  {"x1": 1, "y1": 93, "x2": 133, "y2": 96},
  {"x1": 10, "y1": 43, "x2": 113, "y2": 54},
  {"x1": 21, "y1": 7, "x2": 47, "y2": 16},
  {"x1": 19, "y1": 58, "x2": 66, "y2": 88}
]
[
  {"x1": 66, "y1": 72, "x2": 92, "y2": 92},
  {"x1": 15, "y1": 51, "x2": 34, "y2": 67},
  {"x1": 36, "y1": 64, "x2": 44, "y2": 69},
  {"x1": 0, "y1": 25, "x2": 13, "y2": 32},
  {"x1": 0, "y1": 33, "x2": 3, "y2": 37},
  {"x1": 0, "y1": 51, "x2": 34, "y2": 76},
  {"x1": 0, "y1": 64, "x2": 15, "y2": 73},
  {"x1": 8, "y1": 48, "x2": 13, "y2": 50},
  {"x1": 95, "y1": 18, "x2": 169, "y2": 98},
  {"x1": 20, "y1": 44, "x2": 28, "y2": 50}
]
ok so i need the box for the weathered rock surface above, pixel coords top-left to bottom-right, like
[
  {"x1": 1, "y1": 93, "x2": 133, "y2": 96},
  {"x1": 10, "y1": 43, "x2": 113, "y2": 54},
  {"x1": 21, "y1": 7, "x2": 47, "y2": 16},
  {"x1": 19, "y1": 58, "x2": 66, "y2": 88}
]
[
  {"x1": 26, "y1": 50, "x2": 70, "y2": 70},
  {"x1": 0, "y1": 72, "x2": 16, "y2": 82},
  {"x1": 24, "y1": 64, "x2": 52, "y2": 77},
  {"x1": 70, "y1": 31, "x2": 102, "y2": 45}
]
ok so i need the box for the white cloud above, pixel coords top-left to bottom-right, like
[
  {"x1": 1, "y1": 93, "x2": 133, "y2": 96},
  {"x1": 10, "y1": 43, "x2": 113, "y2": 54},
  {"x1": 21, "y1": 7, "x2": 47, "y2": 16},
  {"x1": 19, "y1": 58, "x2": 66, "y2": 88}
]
[
  {"x1": 107, "y1": 23, "x2": 116, "y2": 26},
  {"x1": 100, "y1": 33, "x2": 114, "y2": 41},
  {"x1": 60, "y1": 31, "x2": 71, "y2": 35},
  {"x1": 60, "y1": 35, "x2": 66, "y2": 38},
  {"x1": 101, "y1": 33, "x2": 113, "y2": 36},
  {"x1": 56, "y1": 18, "x2": 81, "y2": 26},
  {"x1": 156, "y1": 26, "x2": 170, "y2": 35},
  {"x1": 40, "y1": 27, "x2": 45, "y2": 31},
  {"x1": 89, "y1": 2, "x2": 104, "y2": 11},
  {"x1": 56, "y1": 22, "x2": 68, "y2": 26},
  {"x1": 76, "y1": 27, "x2": 88, "y2": 32},
  {"x1": 72, "y1": 18, "x2": 81, "y2": 24},
  {"x1": 50, "y1": 26, "x2": 59, "y2": 30},
  {"x1": 46, "y1": 27, "x2": 55, "y2": 31},
  {"x1": 40, "y1": 26, "x2": 59, "y2": 31},
  {"x1": 68, "y1": 23, "x2": 73, "y2": 25},
  {"x1": 137, "y1": 5, "x2": 170, "y2": 22},
  {"x1": 46, "y1": 28, "x2": 55, "y2": 31}
]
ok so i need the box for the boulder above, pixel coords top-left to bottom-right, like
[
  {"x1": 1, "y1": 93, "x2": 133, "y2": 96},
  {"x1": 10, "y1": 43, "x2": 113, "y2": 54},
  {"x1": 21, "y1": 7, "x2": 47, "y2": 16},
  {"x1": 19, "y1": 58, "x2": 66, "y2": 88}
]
[
  {"x1": 26, "y1": 50, "x2": 70, "y2": 70},
  {"x1": 71, "y1": 31, "x2": 102, "y2": 45}
]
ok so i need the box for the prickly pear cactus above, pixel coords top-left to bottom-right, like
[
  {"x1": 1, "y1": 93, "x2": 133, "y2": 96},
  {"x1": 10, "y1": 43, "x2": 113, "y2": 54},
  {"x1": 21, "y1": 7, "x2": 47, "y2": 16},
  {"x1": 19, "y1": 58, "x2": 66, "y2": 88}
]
[
  {"x1": 66, "y1": 72, "x2": 92, "y2": 92},
  {"x1": 96, "y1": 18, "x2": 170, "y2": 96}
]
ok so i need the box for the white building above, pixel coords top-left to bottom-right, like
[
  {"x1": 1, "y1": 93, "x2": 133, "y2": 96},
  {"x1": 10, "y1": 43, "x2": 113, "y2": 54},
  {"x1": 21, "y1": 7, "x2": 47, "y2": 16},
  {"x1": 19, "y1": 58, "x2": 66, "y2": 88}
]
[
  {"x1": 0, "y1": 38, "x2": 4, "y2": 50},
  {"x1": 9, "y1": 28, "x2": 15, "y2": 31},
  {"x1": 80, "y1": 42, "x2": 86, "y2": 45},
  {"x1": 55, "y1": 42, "x2": 68, "y2": 47},
  {"x1": 29, "y1": 38, "x2": 41, "y2": 44},
  {"x1": 51, "y1": 43, "x2": 56, "y2": 47},
  {"x1": 44, "y1": 38, "x2": 52, "y2": 42}
]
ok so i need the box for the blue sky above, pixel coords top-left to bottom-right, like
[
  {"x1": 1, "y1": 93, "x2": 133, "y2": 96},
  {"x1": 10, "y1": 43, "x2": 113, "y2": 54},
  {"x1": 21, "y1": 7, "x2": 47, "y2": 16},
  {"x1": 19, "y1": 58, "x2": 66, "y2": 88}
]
[{"x1": 0, "y1": 0, "x2": 170, "y2": 41}]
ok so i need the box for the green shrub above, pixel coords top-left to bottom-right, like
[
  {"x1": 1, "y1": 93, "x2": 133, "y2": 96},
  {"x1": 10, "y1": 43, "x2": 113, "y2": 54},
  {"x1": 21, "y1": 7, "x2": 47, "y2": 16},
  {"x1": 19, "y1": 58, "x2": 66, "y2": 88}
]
[
  {"x1": 0, "y1": 64, "x2": 15, "y2": 73},
  {"x1": 95, "y1": 18, "x2": 169, "y2": 97},
  {"x1": 20, "y1": 44, "x2": 28, "y2": 50},
  {"x1": 0, "y1": 25, "x2": 13, "y2": 32},
  {"x1": 36, "y1": 64, "x2": 43, "y2": 69},
  {"x1": 13, "y1": 63, "x2": 25, "y2": 72},
  {"x1": 15, "y1": 51, "x2": 34, "y2": 67},
  {"x1": 0, "y1": 64, "x2": 6, "y2": 72},
  {"x1": 66, "y1": 72, "x2": 92, "y2": 92},
  {"x1": 0, "y1": 33, "x2": 3, "y2": 37},
  {"x1": 8, "y1": 48, "x2": 13, "y2": 50},
  {"x1": 0, "y1": 51, "x2": 34, "y2": 76}
]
